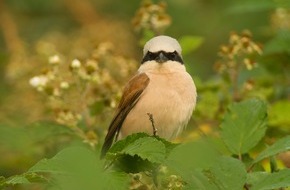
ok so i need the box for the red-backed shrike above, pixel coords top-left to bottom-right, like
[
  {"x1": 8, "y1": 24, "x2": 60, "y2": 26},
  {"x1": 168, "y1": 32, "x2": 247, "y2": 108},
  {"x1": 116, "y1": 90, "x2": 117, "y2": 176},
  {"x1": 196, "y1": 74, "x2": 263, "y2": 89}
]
[{"x1": 101, "y1": 35, "x2": 197, "y2": 157}]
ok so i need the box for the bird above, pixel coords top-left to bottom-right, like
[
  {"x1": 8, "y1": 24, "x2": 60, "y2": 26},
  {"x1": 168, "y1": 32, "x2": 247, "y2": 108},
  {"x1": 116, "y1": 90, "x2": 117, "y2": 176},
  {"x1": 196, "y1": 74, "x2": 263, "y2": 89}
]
[{"x1": 101, "y1": 35, "x2": 197, "y2": 158}]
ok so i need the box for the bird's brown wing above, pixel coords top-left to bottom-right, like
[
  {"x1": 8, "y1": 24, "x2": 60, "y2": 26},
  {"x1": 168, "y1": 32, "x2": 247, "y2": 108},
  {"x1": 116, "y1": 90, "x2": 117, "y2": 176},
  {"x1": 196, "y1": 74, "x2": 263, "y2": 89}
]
[{"x1": 101, "y1": 72, "x2": 150, "y2": 158}]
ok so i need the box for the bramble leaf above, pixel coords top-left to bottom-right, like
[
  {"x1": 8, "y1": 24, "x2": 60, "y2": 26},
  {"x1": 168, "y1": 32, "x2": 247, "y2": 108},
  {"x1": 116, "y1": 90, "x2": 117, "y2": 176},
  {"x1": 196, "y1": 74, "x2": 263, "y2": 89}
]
[
  {"x1": 247, "y1": 169, "x2": 290, "y2": 190},
  {"x1": 29, "y1": 147, "x2": 129, "y2": 190},
  {"x1": 183, "y1": 170, "x2": 219, "y2": 190},
  {"x1": 0, "y1": 173, "x2": 47, "y2": 188},
  {"x1": 120, "y1": 137, "x2": 166, "y2": 163},
  {"x1": 106, "y1": 133, "x2": 176, "y2": 164},
  {"x1": 105, "y1": 133, "x2": 176, "y2": 173},
  {"x1": 253, "y1": 136, "x2": 290, "y2": 164},
  {"x1": 221, "y1": 98, "x2": 267, "y2": 155},
  {"x1": 166, "y1": 140, "x2": 218, "y2": 173},
  {"x1": 106, "y1": 133, "x2": 150, "y2": 156},
  {"x1": 207, "y1": 156, "x2": 247, "y2": 190}
]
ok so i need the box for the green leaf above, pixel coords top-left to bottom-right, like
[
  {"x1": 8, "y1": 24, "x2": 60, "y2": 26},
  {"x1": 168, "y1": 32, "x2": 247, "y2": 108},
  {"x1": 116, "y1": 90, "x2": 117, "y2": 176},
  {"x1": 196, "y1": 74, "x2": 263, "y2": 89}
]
[
  {"x1": 246, "y1": 172, "x2": 268, "y2": 186},
  {"x1": 154, "y1": 135, "x2": 179, "y2": 156},
  {"x1": 253, "y1": 136, "x2": 290, "y2": 164},
  {"x1": 183, "y1": 170, "x2": 219, "y2": 190},
  {"x1": 105, "y1": 133, "x2": 172, "y2": 173},
  {"x1": 107, "y1": 133, "x2": 150, "y2": 156},
  {"x1": 179, "y1": 35, "x2": 203, "y2": 55},
  {"x1": 167, "y1": 140, "x2": 218, "y2": 170},
  {"x1": 29, "y1": 146, "x2": 100, "y2": 174},
  {"x1": 121, "y1": 137, "x2": 166, "y2": 163},
  {"x1": 107, "y1": 133, "x2": 174, "y2": 163},
  {"x1": 164, "y1": 139, "x2": 220, "y2": 189},
  {"x1": 29, "y1": 146, "x2": 129, "y2": 190},
  {"x1": 248, "y1": 169, "x2": 290, "y2": 190},
  {"x1": 207, "y1": 157, "x2": 247, "y2": 190},
  {"x1": 101, "y1": 171, "x2": 129, "y2": 190},
  {"x1": 221, "y1": 98, "x2": 267, "y2": 155},
  {"x1": 2, "y1": 175, "x2": 30, "y2": 186},
  {"x1": 181, "y1": 156, "x2": 246, "y2": 190},
  {"x1": 0, "y1": 173, "x2": 47, "y2": 188},
  {"x1": 28, "y1": 158, "x2": 65, "y2": 174}
]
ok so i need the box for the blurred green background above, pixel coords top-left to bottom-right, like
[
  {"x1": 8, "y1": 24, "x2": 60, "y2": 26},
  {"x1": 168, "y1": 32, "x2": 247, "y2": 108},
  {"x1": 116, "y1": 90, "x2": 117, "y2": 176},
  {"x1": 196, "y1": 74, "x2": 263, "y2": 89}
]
[{"x1": 0, "y1": 0, "x2": 289, "y2": 187}]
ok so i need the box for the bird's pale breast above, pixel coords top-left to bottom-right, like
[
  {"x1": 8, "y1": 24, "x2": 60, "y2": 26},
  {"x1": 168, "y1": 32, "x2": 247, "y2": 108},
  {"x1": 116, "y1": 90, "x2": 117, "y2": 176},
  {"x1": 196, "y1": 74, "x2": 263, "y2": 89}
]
[{"x1": 120, "y1": 68, "x2": 197, "y2": 139}]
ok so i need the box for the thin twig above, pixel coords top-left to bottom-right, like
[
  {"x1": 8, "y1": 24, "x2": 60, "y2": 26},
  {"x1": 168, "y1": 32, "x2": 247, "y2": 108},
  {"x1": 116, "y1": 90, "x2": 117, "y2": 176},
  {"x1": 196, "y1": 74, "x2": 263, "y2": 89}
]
[{"x1": 147, "y1": 113, "x2": 157, "y2": 136}]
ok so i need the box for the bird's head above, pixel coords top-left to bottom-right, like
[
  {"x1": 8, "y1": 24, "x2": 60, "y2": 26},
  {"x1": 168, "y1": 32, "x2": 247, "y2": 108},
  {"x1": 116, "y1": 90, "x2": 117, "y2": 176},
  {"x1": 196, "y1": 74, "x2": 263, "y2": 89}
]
[{"x1": 141, "y1": 36, "x2": 183, "y2": 64}]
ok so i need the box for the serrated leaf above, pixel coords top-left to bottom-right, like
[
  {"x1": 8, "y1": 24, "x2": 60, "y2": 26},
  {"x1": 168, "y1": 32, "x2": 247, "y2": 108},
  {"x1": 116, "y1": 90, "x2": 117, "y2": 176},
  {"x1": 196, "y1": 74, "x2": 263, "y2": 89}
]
[
  {"x1": 207, "y1": 157, "x2": 247, "y2": 190},
  {"x1": 121, "y1": 137, "x2": 166, "y2": 163},
  {"x1": 2, "y1": 175, "x2": 30, "y2": 186},
  {"x1": 29, "y1": 146, "x2": 100, "y2": 174},
  {"x1": 253, "y1": 136, "x2": 290, "y2": 164},
  {"x1": 248, "y1": 169, "x2": 290, "y2": 190},
  {"x1": 107, "y1": 133, "x2": 150, "y2": 156},
  {"x1": 179, "y1": 36, "x2": 203, "y2": 55},
  {"x1": 154, "y1": 136, "x2": 179, "y2": 156},
  {"x1": 28, "y1": 158, "x2": 64, "y2": 174},
  {"x1": 105, "y1": 133, "x2": 171, "y2": 173},
  {"x1": 221, "y1": 98, "x2": 267, "y2": 155},
  {"x1": 0, "y1": 173, "x2": 47, "y2": 188},
  {"x1": 107, "y1": 133, "x2": 175, "y2": 162}
]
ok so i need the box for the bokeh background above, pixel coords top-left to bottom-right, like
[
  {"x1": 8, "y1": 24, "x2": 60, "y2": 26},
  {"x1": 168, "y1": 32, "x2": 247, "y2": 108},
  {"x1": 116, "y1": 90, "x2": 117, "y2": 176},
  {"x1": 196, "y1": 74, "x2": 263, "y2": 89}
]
[{"x1": 0, "y1": 0, "x2": 289, "y2": 187}]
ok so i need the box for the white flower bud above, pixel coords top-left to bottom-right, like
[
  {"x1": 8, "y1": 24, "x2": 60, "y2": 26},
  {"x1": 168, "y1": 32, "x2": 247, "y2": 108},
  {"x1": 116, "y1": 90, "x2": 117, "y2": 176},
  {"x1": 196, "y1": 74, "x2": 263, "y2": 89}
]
[
  {"x1": 71, "y1": 59, "x2": 81, "y2": 69},
  {"x1": 60, "y1": 81, "x2": 69, "y2": 89},
  {"x1": 49, "y1": 55, "x2": 60, "y2": 65},
  {"x1": 29, "y1": 76, "x2": 48, "y2": 88}
]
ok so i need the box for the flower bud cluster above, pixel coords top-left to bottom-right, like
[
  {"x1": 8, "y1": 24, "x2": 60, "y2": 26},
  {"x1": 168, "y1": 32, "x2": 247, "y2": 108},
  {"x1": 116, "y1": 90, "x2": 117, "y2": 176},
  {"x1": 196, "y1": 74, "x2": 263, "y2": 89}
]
[
  {"x1": 215, "y1": 30, "x2": 262, "y2": 74},
  {"x1": 29, "y1": 55, "x2": 70, "y2": 95},
  {"x1": 214, "y1": 31, "x2": 263, "y2": 101},
  {"x1": 132, "y1": 1, "x2": 171, "y2": 34},
  {"x1": 167, "y1": 175, "x2": 184, "y2": 190},
  {"x1": 29, "y1": 42, "x2": 137, "y2": 147},
  {"x1": 55, "y1": 109, "x2": 82, "y2": 127}
]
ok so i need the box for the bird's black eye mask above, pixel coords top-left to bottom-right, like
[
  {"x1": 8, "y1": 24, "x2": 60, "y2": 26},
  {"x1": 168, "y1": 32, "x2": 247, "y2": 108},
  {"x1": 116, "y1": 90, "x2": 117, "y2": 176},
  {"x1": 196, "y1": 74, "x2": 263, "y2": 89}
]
[{"x1": 141, "y1": 51, "x2": 184, "y2": 64}]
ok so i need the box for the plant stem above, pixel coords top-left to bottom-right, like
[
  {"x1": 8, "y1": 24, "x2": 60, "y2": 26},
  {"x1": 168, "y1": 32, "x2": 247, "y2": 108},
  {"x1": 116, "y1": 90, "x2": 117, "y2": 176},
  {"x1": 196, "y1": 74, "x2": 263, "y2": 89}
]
[{"x1": 147, "y1": 113, "x2": 158, "y2": 136}]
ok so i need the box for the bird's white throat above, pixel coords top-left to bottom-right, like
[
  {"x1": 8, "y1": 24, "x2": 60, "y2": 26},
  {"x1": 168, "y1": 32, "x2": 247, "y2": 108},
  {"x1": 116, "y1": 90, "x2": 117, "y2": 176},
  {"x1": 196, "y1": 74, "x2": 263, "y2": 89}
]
[{"x1": 138, "y1": 60, "x2": 186, "y2": 74}]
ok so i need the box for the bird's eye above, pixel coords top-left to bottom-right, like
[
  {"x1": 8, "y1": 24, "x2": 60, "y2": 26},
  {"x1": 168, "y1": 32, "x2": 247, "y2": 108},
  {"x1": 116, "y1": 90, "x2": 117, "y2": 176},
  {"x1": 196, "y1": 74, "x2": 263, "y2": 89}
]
[
  {"x1": 168, "y1": 52, "x2": 177, "y2": 59},
  {"x1": 147, "y1": 52, "x2": 156, "y2": 59}
]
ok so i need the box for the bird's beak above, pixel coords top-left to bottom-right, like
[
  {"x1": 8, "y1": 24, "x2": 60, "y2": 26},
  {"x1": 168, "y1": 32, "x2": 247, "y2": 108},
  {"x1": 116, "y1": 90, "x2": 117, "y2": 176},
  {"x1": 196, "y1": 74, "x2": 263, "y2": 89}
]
[{"x1": 155, "y1": 52, "x2": 168, "y2": 63}]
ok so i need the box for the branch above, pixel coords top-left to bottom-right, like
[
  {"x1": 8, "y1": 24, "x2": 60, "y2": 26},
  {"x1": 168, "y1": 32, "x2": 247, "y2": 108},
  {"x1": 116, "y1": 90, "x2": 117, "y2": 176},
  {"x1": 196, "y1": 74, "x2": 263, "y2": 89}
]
[{"x1": 147, "y1": 112, "x2": 157, "y2": 136}]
